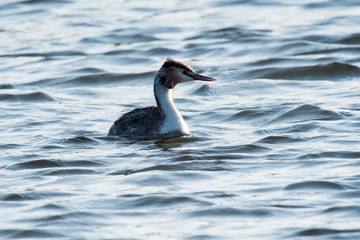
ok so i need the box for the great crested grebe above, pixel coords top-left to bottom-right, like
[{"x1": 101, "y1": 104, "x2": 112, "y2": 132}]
[{"x1": 108, "y1": 58, "x2": 216, "y2": 139}]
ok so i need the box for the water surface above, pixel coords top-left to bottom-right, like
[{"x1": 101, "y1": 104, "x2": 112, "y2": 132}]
[{"x1": 1, "y1": 0, "x2": 360, "y2": 239}]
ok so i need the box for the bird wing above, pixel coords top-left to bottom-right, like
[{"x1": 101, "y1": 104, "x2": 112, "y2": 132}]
[{"x1": 110, "y1": 106, "x2": 162, "y2": 137}]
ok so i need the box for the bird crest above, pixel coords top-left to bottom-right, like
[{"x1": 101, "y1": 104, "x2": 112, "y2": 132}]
[{"x1": 162, "y1": 57, "x2": 195, "y2": 73}]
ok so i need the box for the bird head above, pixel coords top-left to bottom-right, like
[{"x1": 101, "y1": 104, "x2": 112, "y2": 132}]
[{"x1": 157, "y1": 58, "x2": 216, "y2": 89}]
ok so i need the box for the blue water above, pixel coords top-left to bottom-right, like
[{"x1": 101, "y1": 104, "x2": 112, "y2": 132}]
[{"x1": 1, "y1": 0, "x2": 360, "y2": 239}]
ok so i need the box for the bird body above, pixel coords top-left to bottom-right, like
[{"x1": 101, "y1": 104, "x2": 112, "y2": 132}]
[
  {"x1": 108, "y1": 106, "x2": 162, "y2": 137},
  {"x1": 108, "y1": 58, "x2": 216, "y2": 139}
]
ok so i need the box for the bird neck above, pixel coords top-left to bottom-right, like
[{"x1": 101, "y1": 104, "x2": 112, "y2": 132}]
[{"x1": 154, "y1": 77, "x2": 189, "y2": 135}]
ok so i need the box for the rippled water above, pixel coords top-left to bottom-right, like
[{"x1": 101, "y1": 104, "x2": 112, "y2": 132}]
[{"x1": 1, "y1": 0, "x2": 360, "y2": 239}]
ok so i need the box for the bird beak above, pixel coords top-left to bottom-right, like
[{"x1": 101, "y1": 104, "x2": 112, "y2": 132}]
[{"x1": 191, "y1": 73, "x2": 217, "y2": 82}]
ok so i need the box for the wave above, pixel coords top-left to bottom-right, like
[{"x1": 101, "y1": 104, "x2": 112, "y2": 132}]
[
  {"x1": 64, "y1": 136, "x2": 98, "y2": 143},
  {"x1": 298, "y1": 151, "x2": 360, "y2": 160},
  {"x1": 294, "y1": 228, "x2": 360, "y2": 237},
  {"x1": 1, "y1": 190, "x2": 72, "y2": 201},
  {"x1": 6, "y1": 158, "x2": 103, "y2": 170},
  {"x1": 146, "y1": 47, "x2": 180, "y2": 56},
  {"x1": 296, "y1": 47, "x2": 360, "y2": 56},
  {"x1": 0, "y1": 229, "x2": 63, "y2": 239},
  {"x1": 186, "y1": 27, "x2": 266, "y2": 41},
  {"x1": 304, "y1": 0, "x2": 360, "y2": 9},
  {"x1": 63, "y1": 72, "x2": 155, "y2": 86},
  {"x1": 0, "y1": 84, "x2": 13, "y2": 89},
  {"x1": 229, "y1": 104, "x2": 342, "y2": 127},
  {"x1": 187, "y1": 207, "x2": 275, "y2": 217},
  {"x1": 0, "y1": 51, "x2": 86, "y2": 58},
  {"x1": 257, "y1": 135, "x2": 301, "y2": 144},
  {"x1": 303, "y1": 33, "x2": 360, "y2": 45},
  {"x1": 119, "y1": 194, "x2": 208, "y2": 208},
  {"x1": 270, "y1": 104, "x2": 342, "y2": 123},
  {"x1": 323, "y1": 206, "x2": 360, "y2": 217},
  {"x1": 80, "y1": 33, "x2": 160, "y2": 45},
  {"x1": 228, "y1": 108, "x2": 279, "y2": 122},
  {"x1": 283, "y1": 180, "x2": 347, "y2": 191},
  {"x1": 244, "y1": 62, "x2": 360, "y2": 80},
  {"x1": 20, "y1": 0, "x2": 70, "y2": 4},
  {"x1": 0, "y1": 91, "x2": 53, "y2": 102},
  {"x1": 21, "y1": 72, "x2": 155, "y2": 87},
  {"x1": 336, "y1": 33, "x2": 360, "y2": 45}
]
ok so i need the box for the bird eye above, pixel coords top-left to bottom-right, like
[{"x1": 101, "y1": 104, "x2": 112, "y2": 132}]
[{"x1": 182, "y1": 70, "x2": 187, "y2": 75}]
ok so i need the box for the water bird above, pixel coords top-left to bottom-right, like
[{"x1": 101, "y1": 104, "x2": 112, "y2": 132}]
[{"x1": 108, "y1": 58, "x2": 216, "y2": 139}]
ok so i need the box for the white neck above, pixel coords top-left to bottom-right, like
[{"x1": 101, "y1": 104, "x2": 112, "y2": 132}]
[{"x1": 154, "y1": 82, "x2": 189, "y2": 136}]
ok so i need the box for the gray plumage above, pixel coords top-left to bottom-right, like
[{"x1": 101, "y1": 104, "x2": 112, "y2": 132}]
[{"x1": 108, "y1": 106, "x2": 162, "y2": 137}]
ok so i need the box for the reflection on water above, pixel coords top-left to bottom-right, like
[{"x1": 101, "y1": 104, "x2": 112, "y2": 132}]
[{"x1": 1, "y1": 0, "x2": 360, "y2": 239}]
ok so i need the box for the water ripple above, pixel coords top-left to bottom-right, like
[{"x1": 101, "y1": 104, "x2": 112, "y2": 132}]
[
  {"x1": 298, "y1": 151, "x2": 360, "y2": 160},
  {"x1": 119, "y1": 195, "x2": 209, "y2": 208},
  {"x1": 187, "y1": 207, "x2": 276, "y2": 218},
  {"x1": 245, "y1": 62, "x2": 360, "y2": 80},
  {"x1": 0, "y1": 229, "x2": 64, "y2": 239},
  {"x1": 80, "y1": 33, "x2": 160, "y2": 44},
  {"x1": 0, "y1": 92, "x2": 53, "y2": 102},
  {"x1": 2, "y1": 190, "x2": 73, "y2": 201},
  {"x1": 283, "y1": 181, "x2": 347, "y2": 191},
  {"x1": 270, "y1": 104, "x2": 342, "y2": 123},
  {"x1": 6, "y1": 159, "x2": 103, "y2": 170},
  {"x1": 294, "y1": 228, "x2": 360, "y2": 237}
]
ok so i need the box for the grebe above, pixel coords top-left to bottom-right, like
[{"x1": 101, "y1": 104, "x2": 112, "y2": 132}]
[{"x1": 108, "y1": 58, "x2": 216, "y2": 139}]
